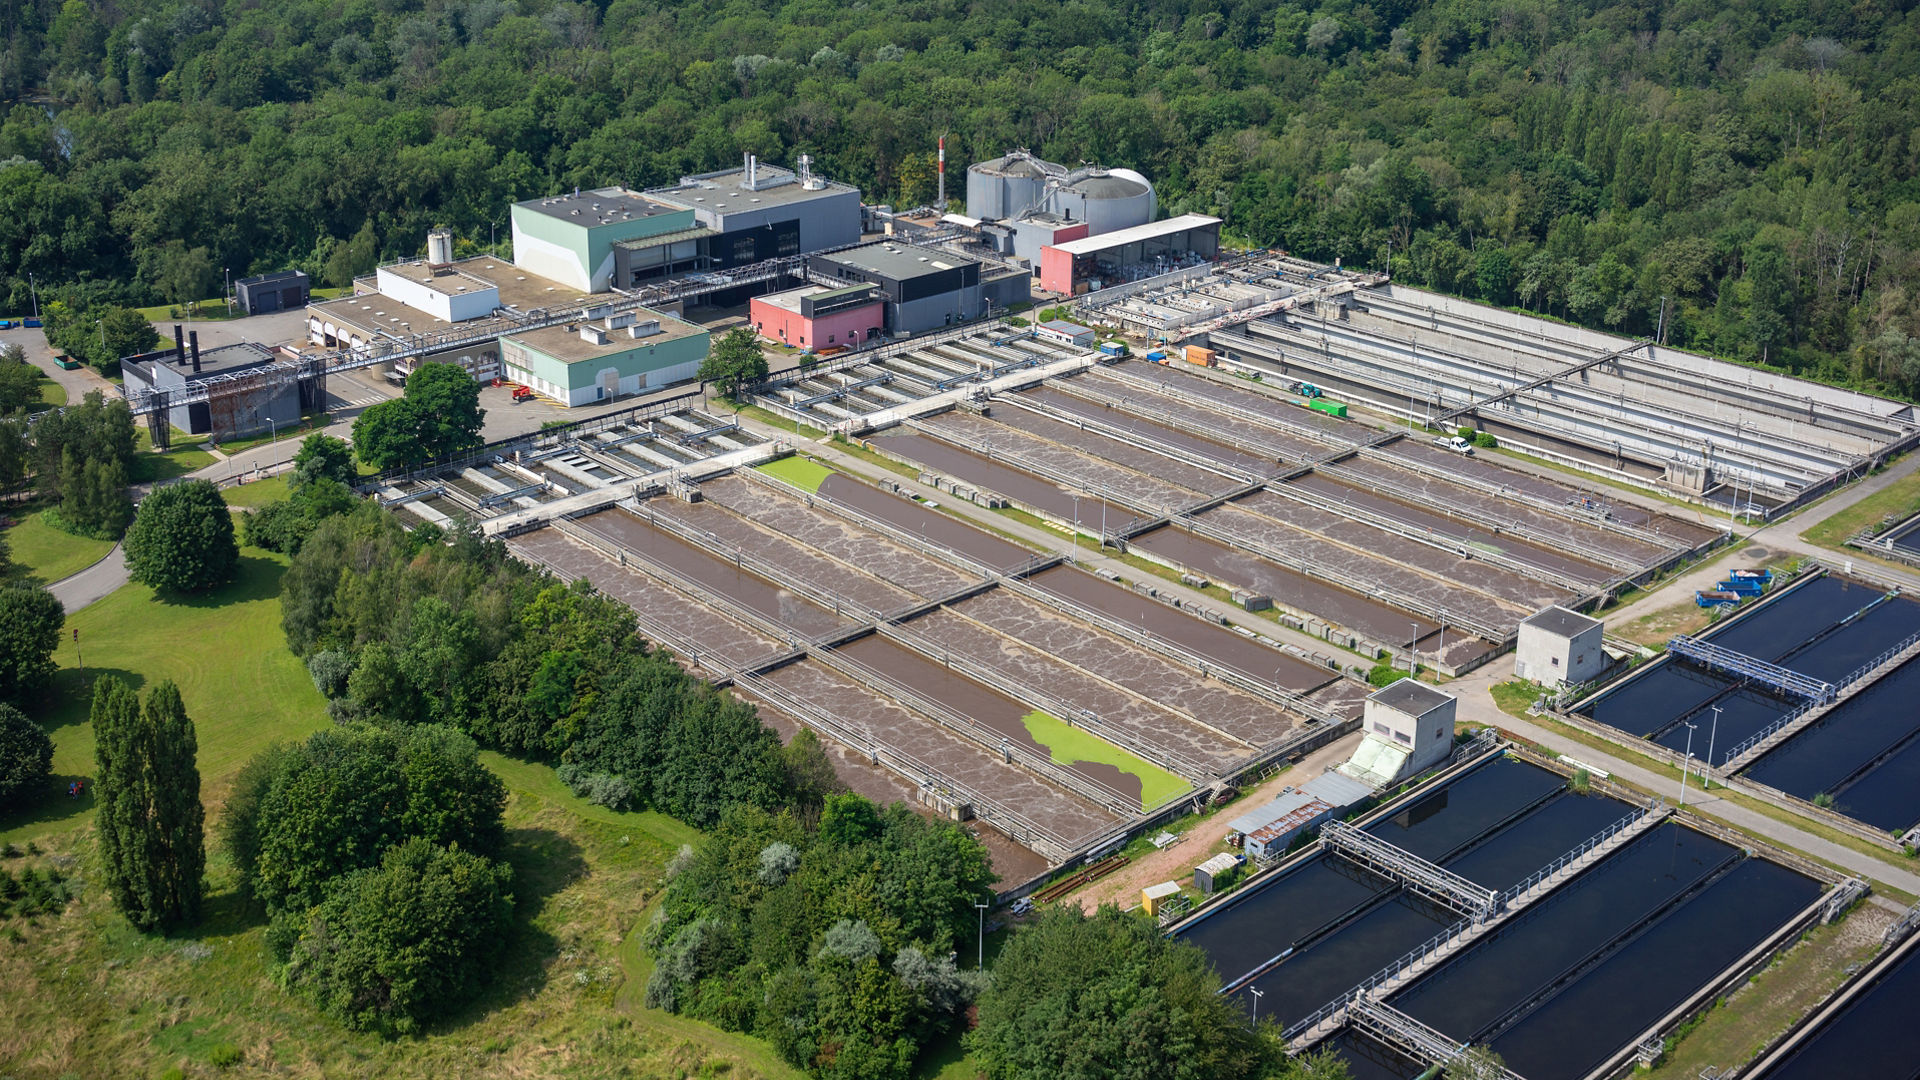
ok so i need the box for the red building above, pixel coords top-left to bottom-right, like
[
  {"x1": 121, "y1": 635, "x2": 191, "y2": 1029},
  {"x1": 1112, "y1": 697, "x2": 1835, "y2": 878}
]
[{"x1": 749, "y1": 284, "x2": 884, "y2": 351}]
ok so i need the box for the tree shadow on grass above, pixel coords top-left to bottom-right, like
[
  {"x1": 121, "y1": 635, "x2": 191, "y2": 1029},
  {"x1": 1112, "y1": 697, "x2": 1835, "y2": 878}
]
[
  {"x1": 433, "y1": 826, "x2": 588, "y2": 1031},
  {"x1": 0, "y1": 771, "x2": 98, "y2": 837},
  {"x1": 158, "y1": 554, "x2": 285, "y2": 608}
]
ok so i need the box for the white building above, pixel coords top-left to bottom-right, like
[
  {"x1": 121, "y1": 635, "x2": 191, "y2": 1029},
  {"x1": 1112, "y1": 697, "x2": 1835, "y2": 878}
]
[
  {"x1": 1514, "y1": 605, "x2": 1606, "y2": 688},
  {"x1": 1341, "y1": 680, "x2": 1457, "y2": 788}
]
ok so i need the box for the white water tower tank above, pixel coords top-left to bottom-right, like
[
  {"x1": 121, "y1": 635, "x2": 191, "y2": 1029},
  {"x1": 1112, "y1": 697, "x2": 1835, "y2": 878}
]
[{"x1": 426, "y1": 228, "x2": 454, "y2": 267}]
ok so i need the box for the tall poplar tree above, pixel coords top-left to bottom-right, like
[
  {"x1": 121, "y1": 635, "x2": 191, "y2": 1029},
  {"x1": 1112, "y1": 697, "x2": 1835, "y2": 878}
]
[{"x1": 93, "y1": 677, "x2": 206, "y2": 931}]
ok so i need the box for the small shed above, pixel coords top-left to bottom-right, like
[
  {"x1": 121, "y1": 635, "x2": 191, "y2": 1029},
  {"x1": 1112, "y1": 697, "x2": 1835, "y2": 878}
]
[
  {"x1": 1194, "y1": 852, "x2": 1244, "y2": 894},
  {"x1": 1140, "y1": 881, "x2": 1182, "y2": 916},
  {"x1": 235, "y1": 270, "x2": 310, "y2": 316},
  {"x1": 1515, "y1": 605, "x2": 1606, "y2": 688},
  {"x1": 1341, "y1": 679, "x2": 1457, "y2": 787},
  {"x1": 1034, "y1": 319, "x2": 1096, "y2": 348},
  {"x1": 1227, "y1": 788, "x2": 1337, "y2": 860}
]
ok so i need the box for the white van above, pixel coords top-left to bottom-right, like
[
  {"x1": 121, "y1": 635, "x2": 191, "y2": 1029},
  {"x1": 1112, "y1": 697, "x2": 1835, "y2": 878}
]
[{"x1": 1438, "y1": 435, "x2": 1476, "y2": 455}]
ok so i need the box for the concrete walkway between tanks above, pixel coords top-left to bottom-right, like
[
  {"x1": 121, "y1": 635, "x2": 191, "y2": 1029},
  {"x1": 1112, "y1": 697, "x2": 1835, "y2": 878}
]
[
  {"x1": 729, "y1": 413, "x2": 1375, "y2": 678},
  {"x1": 745, "y1": 412, "x2": 1920, "y2": 899},
  {"x1": 1439, "y1": 659, "x2": 1920, "y2": 899}
]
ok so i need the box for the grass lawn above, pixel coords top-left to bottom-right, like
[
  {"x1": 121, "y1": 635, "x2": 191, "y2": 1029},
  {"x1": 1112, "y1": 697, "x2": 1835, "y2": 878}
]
[
  {"x1": 219, "y1": 474, "x2": 290, "y2": 509},
  {"x1": 1801, "y1": 467, "x2": 1920, "y2": 549},
  {"x1": 1489, "y1": 680, "x2": 1546, "y2": 718},
  {"x1": 1021, "y1": 709, "x2": 1190, "y2": 811},
  {"x1": 756, "y1": 454, "x2": 835, "y2": 493},
  {"x1": 132, "y1": 299, "x2": 244, "y2": 323},
  {"x1": 1647, "y1": 910, "x2": 1886, "y2": 1077},
  {"x1": 36, "y1": 379, "x2": 65, "y2": 409},
  {"x1": 1, "y1": 548, "x2": 330, "y2": 845},
  {"x1": 1, "y1": 508, "x2": 115, "y2": 584},
  {"x1": 737, "y1": 403, "x2": 830, "y2": 440},
  {"x1": 0, "y1": 552, "x2": 790, "y2": 1079},
  {"x1": 130, "y1": 428, "x2": 218, "y2": 484}
]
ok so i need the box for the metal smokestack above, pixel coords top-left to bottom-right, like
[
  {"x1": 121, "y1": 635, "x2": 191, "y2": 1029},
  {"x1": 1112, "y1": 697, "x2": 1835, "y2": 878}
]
[
  {"x1": 188, "y1": 330, "x2": 201, "y2": 374},
  {"x1": 937, "y1": 136, "x2": 946, "y2": 208},
  {"x1": 173, "y1": 324, "x2": 186, "y2": 366}
]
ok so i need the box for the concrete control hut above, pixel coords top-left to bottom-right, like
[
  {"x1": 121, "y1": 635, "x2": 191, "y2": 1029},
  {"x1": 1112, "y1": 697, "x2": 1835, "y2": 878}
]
[
  {"x1": 1341, "y1": 679, "x2": 1457, "y2": 788},
  {"x1": 1514, "y1": 605, "x2": 1606, "y2": 688}
]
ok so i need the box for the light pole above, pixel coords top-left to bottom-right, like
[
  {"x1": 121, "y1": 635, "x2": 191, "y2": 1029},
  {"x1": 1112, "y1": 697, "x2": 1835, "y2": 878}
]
[
  {"x1": 1249, "y1": 986, "x2": 1265, "y2": 1028},
  {"x1": 974, "y1": 902, "x2": 988, "y2": 969},
  {"x1": 1678, "y1": 721, "x2": 1697, "y2": 806},
  {"x1": 28, "y1": 271, "x2": 37, "y2": 318},
  {"x1": 224, "y1": 267, "x2": 230, "y2": 312},
  {"x1": 1409, "y1": 622, "x2": 1420, "y2": 673},
  {"x1": 267, "y1": 410, "x2": 277, "y2": 445},
  {"x1": 1706, "y1": 704, "x2": 1722, "y2": 780}
]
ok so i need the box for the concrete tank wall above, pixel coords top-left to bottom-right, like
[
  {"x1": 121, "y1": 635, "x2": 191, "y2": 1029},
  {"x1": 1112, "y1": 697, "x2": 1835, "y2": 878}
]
[{"x1": 1049, "y1": 169, "x2": 1155, "y2": 235}]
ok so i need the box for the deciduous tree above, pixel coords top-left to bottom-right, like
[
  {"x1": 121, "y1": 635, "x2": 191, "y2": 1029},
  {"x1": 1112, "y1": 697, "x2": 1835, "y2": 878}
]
[
  {"x1": 698, "y1": 328, "x2": 769, "y2": 401},
  {"x1": 968, "y1": 905, "x2": 1268, "y2": 1080},
  {"x1": 0, "y1": 703, "x2": 53, "y2": 811},
  {"x1": 0, "y1": 584, "x2": 63, "y2": 705},
  {"x1": 125, "y1": 478, "x2": 239, "y2": 592},
  {"x1": 283, "y1": 837, "x2": 514, "y2": 1035}
]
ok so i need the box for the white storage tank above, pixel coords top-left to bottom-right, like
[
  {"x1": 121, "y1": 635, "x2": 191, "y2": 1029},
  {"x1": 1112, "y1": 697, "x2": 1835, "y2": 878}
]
[
  {"x1": 426, "y1": 228, "x2": 454, "y2": 267},
  {"x1": 1050, "y1": 167, "x2": 1155, "y2": 236}
]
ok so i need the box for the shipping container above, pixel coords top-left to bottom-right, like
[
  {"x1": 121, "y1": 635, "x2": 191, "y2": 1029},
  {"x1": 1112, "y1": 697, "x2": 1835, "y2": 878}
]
[
  {"x1": 1184, "y1": 345, "x2": 1215, "y2": 366},
  {"x1": 1098, "y1": 340, "x2": 1128, "y2": 358},
  {"x1": 1145, "y1": 350, "x2": 1167, "y2": 362},
  {"x1": 1308, "y1": 399, "x2": 1347, "y2": 418}
]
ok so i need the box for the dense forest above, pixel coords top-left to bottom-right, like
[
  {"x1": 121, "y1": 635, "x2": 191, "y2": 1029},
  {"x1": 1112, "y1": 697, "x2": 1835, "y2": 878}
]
[{"x1": 1, "y1": 0, "x2": 1918, "y2": 396}]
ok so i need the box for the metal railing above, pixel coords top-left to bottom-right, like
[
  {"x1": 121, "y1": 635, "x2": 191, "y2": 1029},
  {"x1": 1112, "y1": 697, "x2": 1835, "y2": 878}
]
[
  {"x1": 811, "y1": 645, "x2": 1138, "y2": 817},
  {"x1": 1495, "y1": 803, "x2": 1663, "y2": 909},
  {"x1": 874, "y1": 618, "x2": 1217, "y2": 784},
  {"x1": 1347, "y1": 999, "x2": 1530, "y2": 1080},
  {"x1": 1280, "y1": 917, "x2": 1471, "y2": 1038},
  {"x1": 1321, "y1": 819, "x2": 1497, "y2": 920},
  {"x1": 1667, "y1": 636, "x2": 1834, "y2": 702}
]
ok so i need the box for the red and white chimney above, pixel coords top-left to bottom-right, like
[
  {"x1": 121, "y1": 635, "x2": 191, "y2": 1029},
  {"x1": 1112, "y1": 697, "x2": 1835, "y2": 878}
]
[{"x1": 937, "y1": 136, "x2": 947, "y2": 208}]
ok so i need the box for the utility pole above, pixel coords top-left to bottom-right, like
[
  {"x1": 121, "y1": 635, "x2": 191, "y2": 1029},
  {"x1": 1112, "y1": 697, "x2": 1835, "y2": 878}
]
[
  {"x1": 1706, "y1": 704, "x2": 1722, "y2": 780},
  {"x1": 28, "y1": 271, "x2": 37, "y2": 318},
  {"x1": 1249, "y1": 986, "x2": 1265, "y2": 1029},
  {"x1": 974, "y1": 902, "x2": 988, "y2": 969},
  {"x1": 1678, "y1": 721, "x2": 1697, "y2": 806}
]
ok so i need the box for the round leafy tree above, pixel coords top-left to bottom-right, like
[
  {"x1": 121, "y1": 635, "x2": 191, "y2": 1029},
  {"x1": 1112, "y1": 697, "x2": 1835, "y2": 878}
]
[
  {"x1": 124, "y1": 478, "x2": 239, "y2": 593},
  {"x1": 0, "y1": 703, "x2": 54, "y2": 811},
  {"x1": 283, "y1": 837, "x2": 514, "y2": 1035},
  {"x1": 0, "y1": 584, "x2": 64, "y2": 705}
]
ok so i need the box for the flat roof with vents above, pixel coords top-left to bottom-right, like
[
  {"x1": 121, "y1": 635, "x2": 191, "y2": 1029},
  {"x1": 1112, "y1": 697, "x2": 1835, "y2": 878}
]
[
  {"x1": 514, "y1": 187, "x2": 680, "y2": 226},
  {"x1": 816, "y1": 241, "x2": 979, "y2": 282}
]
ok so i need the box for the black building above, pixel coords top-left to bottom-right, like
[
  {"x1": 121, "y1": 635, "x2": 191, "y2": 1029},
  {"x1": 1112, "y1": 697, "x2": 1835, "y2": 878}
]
[{"x1": 235, "y1": 270, "x2": 310, "y2": 315}]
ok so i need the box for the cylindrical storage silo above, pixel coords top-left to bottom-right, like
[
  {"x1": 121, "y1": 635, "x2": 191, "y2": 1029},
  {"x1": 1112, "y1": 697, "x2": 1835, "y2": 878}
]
[
  {"x1": 426, "y1": 228, "x2": 454, "y2": 266},
  {"x1": 1052, "y1": 169, "x2": 1155, "y2": 236},
  {"x1": 965, "y1": 151, "x2": 1058, "y2": 221}
]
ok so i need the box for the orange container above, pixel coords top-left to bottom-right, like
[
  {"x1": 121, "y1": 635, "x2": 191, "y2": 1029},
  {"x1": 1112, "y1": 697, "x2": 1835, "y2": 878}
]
[{"x1": 1185, "y1": 346, "x2": 1216, "y2": 366}]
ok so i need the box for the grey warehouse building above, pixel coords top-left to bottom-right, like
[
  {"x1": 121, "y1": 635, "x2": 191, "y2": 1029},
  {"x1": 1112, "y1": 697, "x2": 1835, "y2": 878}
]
[
  {"x1": 235, "y1": 270, "x2": 310, "y2": 315},
  {"x1": 121, "y1": 332, "x2": 302, "y2": 440},
  {"x1": 810, "y1": 241, "x2": 1030, "y2": 335},
  {"x1": 632, "y1": 155, "x2": 863, "y2": 283}
]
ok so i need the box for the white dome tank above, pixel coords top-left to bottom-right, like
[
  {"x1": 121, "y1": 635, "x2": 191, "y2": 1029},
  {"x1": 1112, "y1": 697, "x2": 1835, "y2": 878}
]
[
  {"x1": 1049, "y1": 167, "x2": 1155, "y2": 236},
  {"x1": 965, "y1": 150, "x2": 1062, "y2": 220}
]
